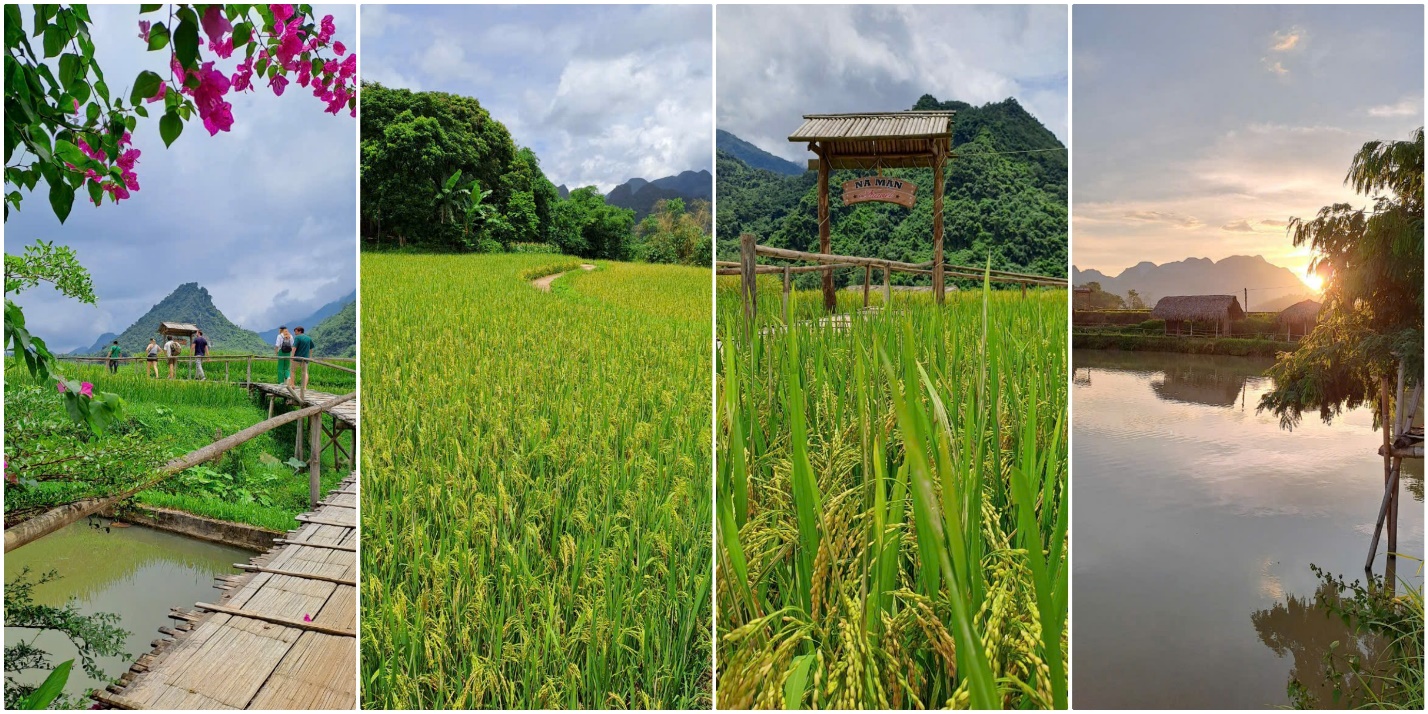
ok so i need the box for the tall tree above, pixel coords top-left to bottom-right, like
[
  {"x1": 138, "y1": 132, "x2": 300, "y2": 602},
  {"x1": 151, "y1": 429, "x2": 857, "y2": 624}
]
[{"x1": 1260, "y1": 128, "x2": 1424, "y2": 427}]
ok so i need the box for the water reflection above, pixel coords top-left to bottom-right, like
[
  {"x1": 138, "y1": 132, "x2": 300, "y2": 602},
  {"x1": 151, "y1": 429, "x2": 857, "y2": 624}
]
[
  {"x1": 1072, "y1": 349, "x2": 1423, "y2": 709},
  {"x1": 1251, "y1": 582, "x2": 1392, "y2": 708},
  {"x1": 4, "y1": 522, "x2": 249, "y2": 701}
]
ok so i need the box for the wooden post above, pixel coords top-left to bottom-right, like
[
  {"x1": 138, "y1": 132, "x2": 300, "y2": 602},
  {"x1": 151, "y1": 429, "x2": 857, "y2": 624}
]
[
  {"x1": 782, "y1": 267, "x2": 792, "y2": 324},
  {"x1": 309, "y1": 412, "x2": 321, "y2": 507},
  {"x1": 862, "y1": 265, "x2": 871, "y2": 308},
  {"x1": 932, "y1": 143, "x2": 946, "y2": 305},
  {"x1": 816, "y1": 143, "x2": 834, "y2": 312},
  {"x1": 882, "y1": 267, "x2": 891, "y2": 307},
  {"x1": 246, "y1": 356, "x2": 252, "y2": 384},
  {"x1": 267, "y1": 395, "x2": 275, "y2": 419},
  {"x1": 224, "y1": 361, "x2": 229, "y2": 383},
  {"x1": 740, "y1": 233, "x2": 757, "y2": 328},
  {"x1": 295, "y1": 415, "x2": 305, "y2": 461},
  {"x1": 1021, "y1": 284, "x2": 1027, "y2": 299}
]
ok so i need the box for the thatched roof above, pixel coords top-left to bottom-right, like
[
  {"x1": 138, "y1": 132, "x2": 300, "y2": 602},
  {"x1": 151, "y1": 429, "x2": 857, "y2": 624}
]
[
  {"x1": 1277, "y1": 299, "x2": 1321, "y2": 324},
  {"x1": 790, "y1": 111, "x2": 954, "y2": 169},
  {"x1": 1150, "y1": 295, "x2": 1245, "y2": 321},
  {"x1": 158, "y1": 321, "x2": 199, "y2": 336}
]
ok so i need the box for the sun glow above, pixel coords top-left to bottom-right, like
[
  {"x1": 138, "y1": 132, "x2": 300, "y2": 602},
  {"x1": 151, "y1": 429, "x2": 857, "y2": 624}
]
[{"x1": 1301, "y1": 272, "x2": 1324, "y2": 293}]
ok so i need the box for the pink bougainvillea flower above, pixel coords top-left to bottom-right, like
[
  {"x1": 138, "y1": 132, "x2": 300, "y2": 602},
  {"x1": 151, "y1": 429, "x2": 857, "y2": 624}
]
[
  {"x1": 80, "y1": 382, "x2": 94, "y2": 398},
  {"x1": 138, "y1": 20, "x2": 151, "y2": 43},
  {"x1": 318, "y1": 14, "x2": 335, "y2": 43},
  {"x1": 296, "y1": 61, "x2": 311, "y2": 88},
  {"x1": 270, "y1": 4, "x2": 295, "y2": 24},
  {"x1": 332, "y1": 40, "x2": 346, "y2": 56},
  {"x1": 302, "y1": 613, "x2": 312, "y2": 622},
  {"x1": 269, "y1": 73, "x2": 289, "y2": 97},
  {"x1": 56, "y1": 381, "x2": 67, "y2": 393},
  {"x1": 200, "y1": 5, "x2": 232, "y2": 45},
  {"x1": 72, "y1": 98, "x2": 80, "y2": 114}
]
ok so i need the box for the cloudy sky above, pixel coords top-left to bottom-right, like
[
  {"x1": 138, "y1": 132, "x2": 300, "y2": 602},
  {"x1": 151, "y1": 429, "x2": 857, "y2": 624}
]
[
  {"x1": 718, "y1": 5, "x2": 1068, "y2": 163},
  {"x1": 362, "y1": 4, "x2": 712, "y2": 193},
  {"x1": 1074, "y1": 5, "x2": 1423, "y2": 280},
  {"x1": 7, "y1": 4, "x2": 357, "y2": 353}
]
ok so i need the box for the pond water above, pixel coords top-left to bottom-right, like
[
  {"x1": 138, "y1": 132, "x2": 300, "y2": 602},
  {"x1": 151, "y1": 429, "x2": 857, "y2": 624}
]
[
  {"x1": 4, "y1": 521, "x2": 251, "y2": 703},
  {"x1": 1072, "y1": 349, "x2": 1424, "y2": 709}
]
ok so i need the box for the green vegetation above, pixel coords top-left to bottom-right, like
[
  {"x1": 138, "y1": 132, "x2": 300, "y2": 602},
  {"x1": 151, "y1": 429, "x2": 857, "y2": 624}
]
[
  {"x1": 1260, "y1": 128, "x2": 1423, "y2": 426},
  {"x1": 1072, "y1": 332, "x2": 1295, "y2": 357},
  {"x1": 361, "y1": 84, "x2": 710, "y2": 265},
  {"x1": 4, "y1": 569, "x2": 127, "y2": 710},
  {"x1": 4, "y1": 359, "x2": 351, "y2": 532},
  {"x1": 717, "y1": 278, "x2": 1067, "y2": 708},
  {"x1": 308, "y1": 300, "x2": 356, "y2": 357},
  {"x1": 360, "y1": 253, "x2": 711, "y2": 708},
  {"x1": 717, "y1": 96, "x2": 1067, "y2": 288}
]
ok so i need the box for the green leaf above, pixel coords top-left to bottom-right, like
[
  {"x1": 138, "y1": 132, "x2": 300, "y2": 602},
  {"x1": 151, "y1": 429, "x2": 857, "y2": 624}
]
[
  {"x1": 69, "y1": 80, "x2": 91, "y2": 107},
  {"x1": 783, "y1": 655, "x2": 815, "y2": 710},
  {"x1": 146, "y1": 21, "x2": 169, "y2": 51},
  {"x1": 41, "y1": 24, "x2": 65, "y2": 58},
  {"x1": 57, "y1": 52, "x2": 80, "y2": 86},
  {"x1": 159, "y1": 110, "x2": 182, "y2": 147},
  {"x1": 47, "y1": 175, "x2": 74, "y2": 223},
  {"x1": 134, "y1": 104, "x2": 148, "y2": 118},
  {"x1": 87, "y1": 178, "x2": 102, "y2": 206},
  {"x1": 232, "y1": 22, "x2": 251, "y2": 48},
  {"x1": 130, "y1": 69, "x2": 162, "y2": 104},
  {"x1": 139, "y1": 4, "x2": 162, "y2": 13},
  {"x1": 17, "y1": 659, "x2": 72, "y2": 710},
  {"x1": 173, "y1": 16, "x2": 199, "y2": 68}
]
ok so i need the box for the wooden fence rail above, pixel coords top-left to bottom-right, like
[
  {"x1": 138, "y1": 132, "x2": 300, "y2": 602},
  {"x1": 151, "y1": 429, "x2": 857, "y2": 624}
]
[{"x1": 729, "y1": 234, "x2": 1068, "y2": 322}]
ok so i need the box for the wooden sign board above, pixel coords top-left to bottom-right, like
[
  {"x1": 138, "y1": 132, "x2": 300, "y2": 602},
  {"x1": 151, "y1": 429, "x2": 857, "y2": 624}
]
[{"x1": 842, "y1": 176, "x2": 917, "y2": 208}]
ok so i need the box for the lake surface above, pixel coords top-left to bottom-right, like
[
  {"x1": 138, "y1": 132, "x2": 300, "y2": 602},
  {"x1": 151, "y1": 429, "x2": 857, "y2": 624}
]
[
  {"x1": 4, "y1": 521, "x2": 250, "y2": 702},
  {"x1": 1072, "y1": 349, "x2": 1424, "y2": 709}
]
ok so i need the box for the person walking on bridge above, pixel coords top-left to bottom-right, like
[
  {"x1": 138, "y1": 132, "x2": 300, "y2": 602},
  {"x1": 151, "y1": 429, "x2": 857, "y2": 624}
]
[
  {"x1": 275, "y1": 326, "x2": 294, "y2": 386},
  {"x1": 106, "y1": 339, "x2": 122, "y2": 374},
  {"x1": 192, "y1": 330, "x2": 209, "y2": 380},
  {"x1": 145, "y1": 338, "x2": 160, "y2": 378},
  {"x1": 162, "y1": 335, "x2": 183, "y2": 379},
  {"x1": 292, "y1": 326, "x2": 314, "y2": 392}
]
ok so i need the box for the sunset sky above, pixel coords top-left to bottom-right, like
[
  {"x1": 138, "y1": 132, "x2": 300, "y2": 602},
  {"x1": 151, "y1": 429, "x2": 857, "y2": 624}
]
[{"x1": 1073, "y1": 5, "x2": 1423, "y2": 284}]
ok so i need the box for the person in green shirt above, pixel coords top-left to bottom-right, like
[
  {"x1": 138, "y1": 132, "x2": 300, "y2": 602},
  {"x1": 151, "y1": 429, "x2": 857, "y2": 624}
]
[
  {"x1": 106, "y1": 340, "x2": 122, "y2": 374},
  {"x1": 292, "y1": 325, "x2": 315, "y2": 391}
]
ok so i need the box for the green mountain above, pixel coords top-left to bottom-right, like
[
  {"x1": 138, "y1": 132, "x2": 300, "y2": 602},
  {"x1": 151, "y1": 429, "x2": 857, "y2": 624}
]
[
  {"x1": 308, "y1": 300, "x2": 355, "y2": 357},
  {"x1": 258, "y1": 291, "x2": 355, "y2": 344},
  {"x1": 716, "y1": 129, "x2": 804, "y2": 175},
  {"x1": 717, "y1": 95, "x2": 1067, "y2": 287},
  {"x1": 100, "y1": 283, "x2": 269, "y2": 355}
]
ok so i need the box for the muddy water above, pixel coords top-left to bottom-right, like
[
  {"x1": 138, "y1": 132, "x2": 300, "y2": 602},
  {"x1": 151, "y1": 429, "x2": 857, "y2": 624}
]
[
  {"x1": 4, "y1": 521, "x2": 250, "y2": 702},
  {"x1": 1072, "y1": 350, "x2": 1423, "y2": 709}
]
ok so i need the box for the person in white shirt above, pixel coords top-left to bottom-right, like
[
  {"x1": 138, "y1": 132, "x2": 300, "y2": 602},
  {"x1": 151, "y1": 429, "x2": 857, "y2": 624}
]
[
  {"x1": 275, "y1": 327, "x2": 294, "y2": 386},
  {"x1": 162, "y1": 336, "x2": 182, "y2": 379}
]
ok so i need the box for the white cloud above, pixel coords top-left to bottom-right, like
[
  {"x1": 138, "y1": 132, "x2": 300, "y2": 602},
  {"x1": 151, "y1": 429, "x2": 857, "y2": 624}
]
[{"x1": 1368, "y1": 96, "x2": 1423, "y2": 118}]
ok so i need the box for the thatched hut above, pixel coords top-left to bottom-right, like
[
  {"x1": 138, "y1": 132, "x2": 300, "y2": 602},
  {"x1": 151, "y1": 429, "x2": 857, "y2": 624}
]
[
  {"x1": 1150, "y1": 295, "x2": 1245, "y2": 336},
  {"x1": 1276, "y1": 299, "x2": 1321, "y2": 340},
  {"x1": 157, "y1": 321, "x2": 199, "y2": 346}
]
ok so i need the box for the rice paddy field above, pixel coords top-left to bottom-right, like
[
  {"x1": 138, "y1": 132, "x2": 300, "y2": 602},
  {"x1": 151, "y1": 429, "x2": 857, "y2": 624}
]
[
  {"x1": 716, "y1": 275, "x2": 1068, "y2": 709},
  {"x1": 359, "y1": 253, "x2": 713, "y2": 709}
]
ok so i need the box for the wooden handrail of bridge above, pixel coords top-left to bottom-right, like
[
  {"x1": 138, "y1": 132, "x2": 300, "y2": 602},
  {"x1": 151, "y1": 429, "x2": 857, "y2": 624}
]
[{"x1": 56, "y1": 353, "x2": 357, "y2": 375}]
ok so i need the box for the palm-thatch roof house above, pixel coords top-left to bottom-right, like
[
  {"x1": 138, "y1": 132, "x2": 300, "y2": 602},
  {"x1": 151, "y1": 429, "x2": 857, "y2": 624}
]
[
  {"x1": 1276, "y1": 299, "x2": 1321, "y2": 340},
  {"x1": 1150, "y1": 295, "x2": 1245, "y2": 336},
  {"x1": 157, "y1": 321, "x2": 199, "y2": 345}
]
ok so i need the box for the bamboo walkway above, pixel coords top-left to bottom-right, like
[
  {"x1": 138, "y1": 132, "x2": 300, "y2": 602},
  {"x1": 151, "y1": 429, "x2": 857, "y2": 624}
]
[
  {"x1": 246, "y1": 383, "x2": 357, "y2": 429},
  {"x1": 93, "y1": 474, "x2": 358, "y2": 710}
]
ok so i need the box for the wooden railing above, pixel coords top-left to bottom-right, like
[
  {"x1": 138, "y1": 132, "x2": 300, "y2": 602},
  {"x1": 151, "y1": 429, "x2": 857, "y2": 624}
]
[
  {"x1": 723, "y1": 234, "x2": 1068, "y2": 323},
  {"x1": 55, "y1": 353, "x2": 356, "y2": 382}
]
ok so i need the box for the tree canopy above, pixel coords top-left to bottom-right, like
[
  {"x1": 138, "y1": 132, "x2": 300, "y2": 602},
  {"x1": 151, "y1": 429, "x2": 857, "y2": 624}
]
[
  {"x1": 1260, "y1": 128, "x2": 1424, "y2": 427},
  {"x1": 361, "y1": 82, "x2": 689, "y2": 262}
]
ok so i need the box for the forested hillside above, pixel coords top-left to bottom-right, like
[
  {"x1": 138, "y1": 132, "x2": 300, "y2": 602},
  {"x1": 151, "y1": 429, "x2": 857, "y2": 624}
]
[
  {"x1": 308, "y1": 300, "x2": 356, "y2": 357},
  {"x1": 717, "y1": 95, "x2": 1067, "y2": 286},
  {"x1": 359, "y1": 83, "x2": 708, "y2": 265},
  {"x1": 97, "y1": 283, "x2": 268, "y2": 355}
]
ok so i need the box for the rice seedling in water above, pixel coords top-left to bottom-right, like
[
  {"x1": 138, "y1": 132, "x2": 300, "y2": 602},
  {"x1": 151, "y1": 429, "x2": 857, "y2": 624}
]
[
  {"x1": 717, "y1": 271, "x2": 1068, "y2": 709},
  {"x1": 360, "y1": 253, "x2": 712, "y2": 709}
]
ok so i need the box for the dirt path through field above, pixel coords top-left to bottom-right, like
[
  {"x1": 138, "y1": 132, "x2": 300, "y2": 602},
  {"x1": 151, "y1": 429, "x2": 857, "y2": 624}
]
[{"x1": 532, "y1": 263, "x2": 596, "y2": 292}]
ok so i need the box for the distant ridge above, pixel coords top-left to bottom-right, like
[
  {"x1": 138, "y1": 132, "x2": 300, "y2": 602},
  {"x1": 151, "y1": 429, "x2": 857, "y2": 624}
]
[
  {"x1": 605, "y1": 170, "x2": 712, "y2": 221},
  {"x1": 717, "y1": 130, "x2": 804, "y2": 175},
  {"x1": 82, "y1": 283, "x2": 268, "y2": 355},
  {"x1": 1073, "y1": 255, "x2": 1313, "y2": 309},
  {"x1": 258, "y1": 291, "x2": 355, "y2": 344}
]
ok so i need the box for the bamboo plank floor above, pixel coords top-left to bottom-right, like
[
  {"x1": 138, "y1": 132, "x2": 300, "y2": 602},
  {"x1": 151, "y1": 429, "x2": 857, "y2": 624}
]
[
  {"x1": 93, "y1": 474, "x2": 357, "y2": 710},
  {"x1": 245, "y1": 383, "x2": 357, "y2": 428}
]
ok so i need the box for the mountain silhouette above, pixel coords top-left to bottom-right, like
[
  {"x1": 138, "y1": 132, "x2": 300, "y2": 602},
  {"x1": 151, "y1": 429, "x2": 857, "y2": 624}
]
[
  {"x1": 87, "y1": 283, "x2": 268, "y2": 355},
  {"x1": 605, "y1": 170, "x2": 712, "y2": 221},
  {"x1": 717, "y1": 129, "x2": 804, "y2": 175},
  {"x1": 1073, "y1": 255, "x2": 1312, "y2": 310}
]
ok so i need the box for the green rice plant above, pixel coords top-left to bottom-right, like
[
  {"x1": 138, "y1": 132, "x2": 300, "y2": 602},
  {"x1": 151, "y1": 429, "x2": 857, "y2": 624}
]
[
  {"x1": 716, "y1": 273, "x2": 1068, "y2": 709},
  {"x1": 360, "y1": 253, "x2": 712, "y2": 709}
]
